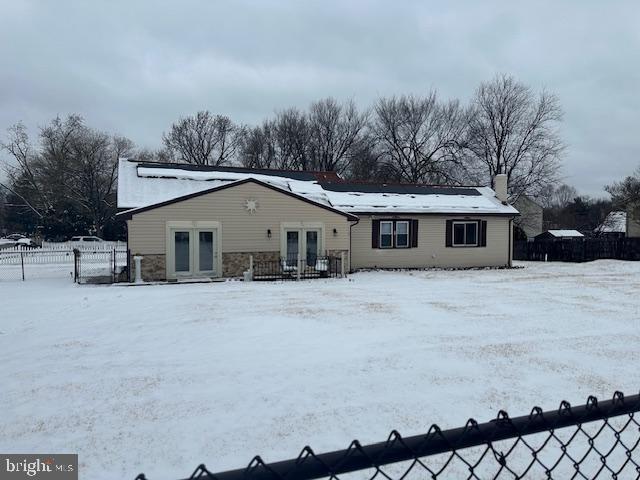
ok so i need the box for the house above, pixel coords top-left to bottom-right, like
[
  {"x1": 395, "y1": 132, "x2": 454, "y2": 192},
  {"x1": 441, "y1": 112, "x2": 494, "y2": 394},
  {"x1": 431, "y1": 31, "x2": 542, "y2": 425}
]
[
  {"x1": 534, "y1": 229, "x2": 584, "y2": 241},
  {"x1": 595, "y1": 211, "x2": 626, "y2": 238},
  {"x1": 117, "y1": 159, "x2": 519, "y2": 281},
  {"x1": 512, "y1": 195, "x2": 543, "y2": 240},
  {"x1": 627, "y1": 203, "x2": 640, "y2": 238}
]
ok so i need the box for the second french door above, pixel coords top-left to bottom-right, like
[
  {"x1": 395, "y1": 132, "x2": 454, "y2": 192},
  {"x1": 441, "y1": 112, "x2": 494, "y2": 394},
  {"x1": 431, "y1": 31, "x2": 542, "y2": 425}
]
[{"x1": 170, "y1": 228, "x2": 218, "y2": 277}]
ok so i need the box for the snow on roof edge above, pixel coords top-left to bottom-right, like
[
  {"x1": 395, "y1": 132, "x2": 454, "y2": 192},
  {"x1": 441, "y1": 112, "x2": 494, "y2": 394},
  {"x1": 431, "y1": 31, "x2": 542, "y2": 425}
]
[{"x1": 117, "y1": 159, "x2": 519, "y2": 216}]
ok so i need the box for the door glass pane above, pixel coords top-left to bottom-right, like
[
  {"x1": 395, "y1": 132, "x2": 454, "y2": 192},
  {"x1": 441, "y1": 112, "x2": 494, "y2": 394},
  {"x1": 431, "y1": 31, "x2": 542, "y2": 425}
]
[
  {"x1": 466, "y1": 222, "x2": 478, "y2": 245},
  {"x1": 306, "y1": 230, "x2": 318, "y2": 266},
  {"x1": 198, "y1": 231, "x2": 214, "y2": 272},
  {"x1": 453, "y1": 224, "x2": 465, "y2": 245},
  {"x1": 174, "y1": 231, "x2": 190, "y2": 272},
  {"x1": 286, "y1": 231, "x2": 299, "y2": 266}
]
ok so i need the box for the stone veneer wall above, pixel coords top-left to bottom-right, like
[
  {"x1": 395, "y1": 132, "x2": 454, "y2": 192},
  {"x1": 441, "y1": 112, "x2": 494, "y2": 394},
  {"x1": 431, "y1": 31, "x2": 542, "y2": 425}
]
[
  {"x1": 138, "y1": 254, "x2": 166, "y2": 281},
  {"x1": 135, "y1": 250, "x2": 347, "y2": 280},
  {"x1": 222, "y1": 251, "x2": 280, "y2": 277}
]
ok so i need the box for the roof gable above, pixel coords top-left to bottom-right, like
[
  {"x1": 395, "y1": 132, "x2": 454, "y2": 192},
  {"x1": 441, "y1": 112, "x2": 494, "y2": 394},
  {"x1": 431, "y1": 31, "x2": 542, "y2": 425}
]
[{"x1": 117, "y1": 177, "x2": 359, "y2": 221}]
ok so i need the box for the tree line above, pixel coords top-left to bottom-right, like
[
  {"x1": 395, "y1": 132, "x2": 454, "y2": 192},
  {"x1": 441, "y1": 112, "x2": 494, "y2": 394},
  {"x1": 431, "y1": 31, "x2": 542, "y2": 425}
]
[
  {"x1": 151, "y1": 74, "x2": 564, "y2": 196},
  {"x1": 2, "y1": 73, "x2": 630, "y2": 240}
]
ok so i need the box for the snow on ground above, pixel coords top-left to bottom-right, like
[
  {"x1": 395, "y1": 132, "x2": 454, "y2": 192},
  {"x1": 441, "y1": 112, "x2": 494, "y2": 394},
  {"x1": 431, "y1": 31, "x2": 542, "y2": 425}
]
[{"x1": 1, "y1": 261, "x2": 640, "y2": 479}]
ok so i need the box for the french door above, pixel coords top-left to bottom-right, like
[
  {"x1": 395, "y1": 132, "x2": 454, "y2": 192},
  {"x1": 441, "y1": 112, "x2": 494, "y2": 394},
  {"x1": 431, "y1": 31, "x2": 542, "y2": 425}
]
[
  {"x1": 284, "y1": 228, "x2": 321, "y2": 267},
  {"x1": 170, "y1": 228, "x2": 218, "y2": 277}
]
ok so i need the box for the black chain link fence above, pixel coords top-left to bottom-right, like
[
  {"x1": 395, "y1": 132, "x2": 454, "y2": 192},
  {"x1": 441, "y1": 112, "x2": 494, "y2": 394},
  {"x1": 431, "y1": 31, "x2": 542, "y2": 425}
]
[
  {"x1": 73, "y1": 248, "x2": 129, "y2": 284},
  {"x1": 135, "y1": 391, "x2": 640, "y2": 480}
]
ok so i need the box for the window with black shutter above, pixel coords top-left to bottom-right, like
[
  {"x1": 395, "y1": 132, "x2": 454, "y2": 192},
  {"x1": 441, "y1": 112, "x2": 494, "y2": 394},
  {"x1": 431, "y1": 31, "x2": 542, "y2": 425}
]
[
  {"x1": 446, "y1": 220, "x2": 487, "y2": 247},
  {"x1": 372, "y1": 219, "x2": 419, "y2": 249}
]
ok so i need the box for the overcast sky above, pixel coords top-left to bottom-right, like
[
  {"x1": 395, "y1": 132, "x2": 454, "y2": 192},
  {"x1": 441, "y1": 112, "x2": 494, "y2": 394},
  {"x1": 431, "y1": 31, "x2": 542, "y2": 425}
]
[{"x1": 1, "y1": 0, "x2": 638, "y2": 196}]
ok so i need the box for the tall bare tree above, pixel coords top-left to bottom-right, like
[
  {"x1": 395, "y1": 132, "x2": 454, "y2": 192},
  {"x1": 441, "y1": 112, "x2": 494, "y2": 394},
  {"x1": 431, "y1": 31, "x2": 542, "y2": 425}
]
[
  {"x1": 464, "y1": 74, "x2": 564, "y2": 198},
  {"x1": 605, "y1": 168, "x2": 640, "y2": 208},
  {"x1": 372, "y1": 93, "x2": 467, "y2": 184},
  {"x1": 1, "y1": 115, "x2": 134, "y2": 237},
  {"x1": 162, "y1": 111, "x2": 244, "y2": 166},
  {"x1": 240, "y1": 108, "x2": 310, "y2": 170},
  {"x1": 67, "y1": 132, "x2": 133, "y2": 236},
  {"x1": 307, "y1": 98, "x2": 368, "y2": 174}
]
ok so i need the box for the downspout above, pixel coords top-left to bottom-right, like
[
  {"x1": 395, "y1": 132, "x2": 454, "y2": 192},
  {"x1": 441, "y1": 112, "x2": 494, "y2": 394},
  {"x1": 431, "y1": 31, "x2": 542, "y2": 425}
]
[
  {"x1": 349, "y1": 217, "x2": 360, "y2": 273},
  {"x1": 125, "y1": 219, "x2": 131, "y2": 282},
  {"x1": 508, "y1": 217, "x2": 514, "y2": 267}
]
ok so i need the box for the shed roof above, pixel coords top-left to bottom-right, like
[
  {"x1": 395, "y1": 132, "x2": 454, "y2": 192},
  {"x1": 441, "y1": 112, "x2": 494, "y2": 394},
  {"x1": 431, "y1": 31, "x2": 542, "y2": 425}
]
[{"x1": 544, "y1": 230, "x2": 585, "y2": 238}]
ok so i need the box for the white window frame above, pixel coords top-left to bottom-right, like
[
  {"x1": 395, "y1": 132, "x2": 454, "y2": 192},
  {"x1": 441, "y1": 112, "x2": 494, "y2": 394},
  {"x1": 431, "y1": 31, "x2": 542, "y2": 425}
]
[
  {"x1": 452, "y1": 221, "x2": 479, "y2": 247},
  {"x1": 395, "y1": 220, "x2": 410, "y2": 248},
  {"x1": 379, "y1": 221, "x2": 394, "y2": 249}
]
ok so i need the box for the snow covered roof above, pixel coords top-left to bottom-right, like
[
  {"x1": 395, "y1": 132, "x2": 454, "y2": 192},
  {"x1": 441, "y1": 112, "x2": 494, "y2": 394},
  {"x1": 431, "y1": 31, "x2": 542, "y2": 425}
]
[
  {"x1": 597, "y1": 211, "x2": 627, "y2": 233},
  {"x1": 545, "y1": 230, "x2": 585, "y2": 238},
  {"x1": 117, "y1": 159, "x2": 519, "y2": 216}
]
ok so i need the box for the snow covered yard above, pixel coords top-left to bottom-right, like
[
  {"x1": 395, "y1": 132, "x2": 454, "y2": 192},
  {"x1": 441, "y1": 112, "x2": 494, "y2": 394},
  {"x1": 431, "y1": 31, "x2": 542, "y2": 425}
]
[{"x1": 1, "y1": 261, "x2": 640, "y2": 479}]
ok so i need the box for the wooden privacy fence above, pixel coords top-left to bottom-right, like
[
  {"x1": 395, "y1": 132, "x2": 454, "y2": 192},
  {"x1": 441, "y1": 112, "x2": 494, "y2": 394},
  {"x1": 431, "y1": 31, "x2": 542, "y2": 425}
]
[{"x1": 514, "y1": 237, "x2": 640, "y2": 262}]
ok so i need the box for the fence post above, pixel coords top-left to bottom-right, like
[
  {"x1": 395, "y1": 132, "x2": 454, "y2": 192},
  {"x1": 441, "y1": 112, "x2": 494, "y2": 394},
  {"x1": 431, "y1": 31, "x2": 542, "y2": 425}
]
[
  {"x1": 73, "y1": 248, "x2": 80, "y2": 283},
  {"x1": 249, "y1": 254, "x2": 254, "y2": 280},
  {"x1": 296, "y1": 253, "x2": 301, "y2": 281},
  {"x1": 127, "y1": 249, "x2": 131, "y2": 282},
  {"x1": 20, "y1": 251, "x2": 25, "y2": 281},
  {"x1": 340, "y1": 251, "x2": 346, "y2": 278}
]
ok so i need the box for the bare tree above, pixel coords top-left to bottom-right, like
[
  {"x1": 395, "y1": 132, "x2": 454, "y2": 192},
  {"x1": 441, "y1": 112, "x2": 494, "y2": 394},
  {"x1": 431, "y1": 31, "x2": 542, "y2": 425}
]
[
  {"x1": 240, "y1": 122, "x2": 275, "y2": 169},
  {"x1": 67, "y1": 132, "x2": 133, "y2": 236},
  {"x1": 552, "y1": 184, "x2": 578, "y2": 208},
  {"x1": 307, "y1": 98, "x2": 368, "y2": 174},
  {"x1": 240, "y1": 108, "x2": 309, "y2": 170},
  {"x1": 1, "y1": 122, "x2": 46, "y2": 218},
  {"x1": 1, "y1": 115, "x2": 135, "y2": 237},
  {"x1": 272, "y1": 108, "x2": 310, "y2": 170},
  {"x1": 162, "y1": 111, "x2": 244, "y2": 166},
  {"x1": 605, "y1": 167, "x2": 640, "y2": 208},
  {"x1": 371, "y1": 93, "x2": 467, "y2": 184},
  {"x1": 464, "y1": 74, "x2": 564, "y2": 198}
]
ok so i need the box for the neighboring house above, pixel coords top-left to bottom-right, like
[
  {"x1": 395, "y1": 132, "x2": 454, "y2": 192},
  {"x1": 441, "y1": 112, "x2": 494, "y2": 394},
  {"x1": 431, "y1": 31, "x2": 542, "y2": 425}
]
[
  {"x1": 595, "y1": 211, "x2": 626, "y2": 238},
  {"x1": 512, "y1": 195, "x2": 543, "y2": 240},
  {"x1": 535, "y1": 230, "x2": 584, "y2": 241},
  {"x1": 628, "y1": 208, "x2": 640, "y2": 238},
  {"x1": 117, "y1": 159, "x2": 519, "y2": 280}
]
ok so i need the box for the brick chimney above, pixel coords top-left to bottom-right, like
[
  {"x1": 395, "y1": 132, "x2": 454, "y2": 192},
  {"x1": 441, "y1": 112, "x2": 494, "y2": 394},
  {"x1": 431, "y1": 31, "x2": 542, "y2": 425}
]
[{"x1": 493, "y1": 174, "x2": 508, "y2": 203}]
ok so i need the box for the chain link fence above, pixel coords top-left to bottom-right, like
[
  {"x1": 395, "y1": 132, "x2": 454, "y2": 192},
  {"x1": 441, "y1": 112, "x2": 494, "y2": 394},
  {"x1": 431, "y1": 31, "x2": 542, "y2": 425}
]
[
  {"x1": 0, "y1": 247, "x2": 76, "y2": 281},
  {"x1": 135, "y1": 391, "x2": 640, "y2": 480},
  {"x1": 0, "y1": 244, "x2": 129, "y2": 283},
  {"x1": 73, "y1": 248, "x2": 129, "y2": 284}
]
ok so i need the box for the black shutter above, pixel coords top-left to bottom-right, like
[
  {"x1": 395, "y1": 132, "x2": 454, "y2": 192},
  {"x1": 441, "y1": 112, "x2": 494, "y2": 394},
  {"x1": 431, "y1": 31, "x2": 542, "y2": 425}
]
[
  {"x1": 445, "y1": 220, "x2": 453, "y2": 247},
  {"x1": 411, "y1": 219, "x2": 419, "y2": 247},
  {"x1": 372, "y1": 220, "x2": 380, "y2": 248},
  {"x1": 480, "y1": 220, "x2": 487, "y2": 247}
]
